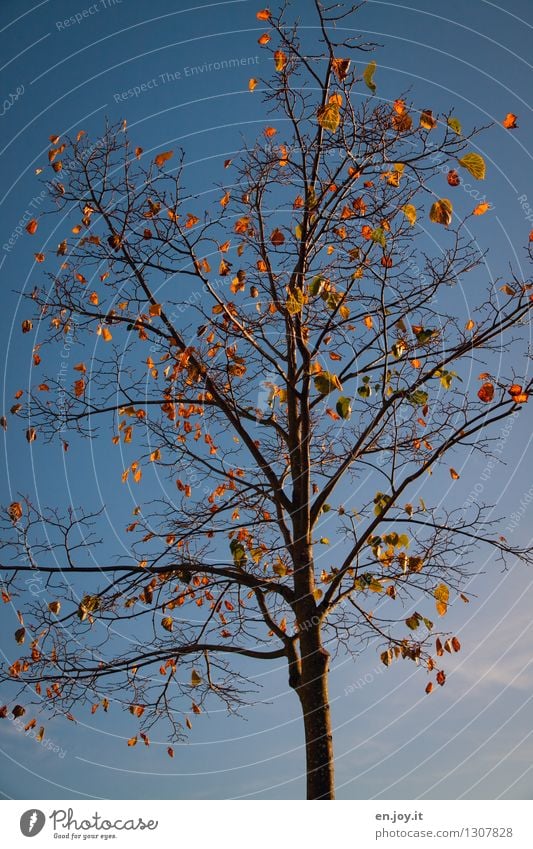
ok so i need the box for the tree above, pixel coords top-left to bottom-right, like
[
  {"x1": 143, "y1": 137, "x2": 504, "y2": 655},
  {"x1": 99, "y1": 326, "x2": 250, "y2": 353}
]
[{"x1": 1, "y1": 1, "x2": 532, "y2": 801}]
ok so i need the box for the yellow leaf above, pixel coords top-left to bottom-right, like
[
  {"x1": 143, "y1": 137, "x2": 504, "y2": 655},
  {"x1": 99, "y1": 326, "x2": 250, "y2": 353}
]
[
  {"x1": 429, "y1": 198, "x2": 453, "y2": 227},
  {"x1": 458, "y1": 152, "x2": 486, "y2": 180},
  {"x1": 191, "y1": 669, "x2": 202, "y2": 687},
  {"x1": 401, "y1": 204, "x2": 417, "y2": 226},
  {"x1": 434, "y1": 583, "x2": 449, "y2": 616},
  {"x1": 149, "y1": 449, "x2": 161, "y2": 462},
  {"x1": 363, "y1": 60, "x2": 377, "y2": 93},
  {"x1": 317, "y1": 102, "x2": 340, "y2": 133},
  {"x1": 161, "y1": 616, "x2": 173, "y2": 632}
]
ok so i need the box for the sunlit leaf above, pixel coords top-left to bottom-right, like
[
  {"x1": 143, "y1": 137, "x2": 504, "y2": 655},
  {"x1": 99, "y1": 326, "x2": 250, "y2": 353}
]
[
  {"x1": 401, "y1": 204, "x2": 417, "y2": 226},
  {"x1": 502, "y1": 112, "x2": 518, "y2": 129},
  {"x1": 363, "y1": 60, "x2": 377, "y2": 93},
  {"x1": 429, "y1": 198, "x2": 453, "y2": 227},
  {"x1": 154, "y1": 150, "x2": 173, "y2": 168},
  {"x1": 458, "y1": 152, "x2": 486, "y2": 180}
]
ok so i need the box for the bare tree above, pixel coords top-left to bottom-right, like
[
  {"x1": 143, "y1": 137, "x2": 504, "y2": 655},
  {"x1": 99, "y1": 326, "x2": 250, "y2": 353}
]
[{"x1": 1, "y1": 1, "x2": 532, "y2": 800}]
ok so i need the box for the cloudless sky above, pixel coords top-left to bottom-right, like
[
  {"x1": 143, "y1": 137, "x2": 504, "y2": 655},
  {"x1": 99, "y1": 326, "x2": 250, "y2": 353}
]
[{"x1": 1, "y1": 0, "x2": 532, "y2": 800}]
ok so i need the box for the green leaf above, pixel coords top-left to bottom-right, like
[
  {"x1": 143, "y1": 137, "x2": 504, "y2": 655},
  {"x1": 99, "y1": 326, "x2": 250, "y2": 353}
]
[
  {"x1": 309, "y1": 275, "x2": 325, "y2": 297},
  {"x1": 415, "y1": 328, "x2": 436, "y2": 345},
  {"x1": 458, "y1": 152, "x2": 486, "y2": 180},
  {"x1": 230, "y1": 539, "x2": 247, "y2": 567},
  {"x1": 373, "y1": 491, "x2": 391, "y2": 516},
  {"x1": 408, "y1": 389, "x2": 428, "y2": 406},
  {"x1": 336, "y1": 396, "x2": 352, "y2": 420},
  {"x1": 429, "y1": 198, "x2": 453, "y2": 226},
  {"x1": 422, "y1": 617, "x2": 434, "y2": 630},
  {"x1": 363, "y1": 60, "x2": 377, "y2": 93},
  {"x1": 447, "y1": 116, "x2": 462, "y2": 135},
  {"x1": 314, "y1": 371, "x2": 343, "y2": 395},
  {"x1": 371, "y1": 226, "x2": 386, "y2": 248}
]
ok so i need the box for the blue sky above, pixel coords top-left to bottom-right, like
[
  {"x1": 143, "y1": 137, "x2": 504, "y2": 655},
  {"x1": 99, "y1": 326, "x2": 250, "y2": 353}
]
[{"x1": 1, "y1": 0, "x2": 532, "y2": 800}]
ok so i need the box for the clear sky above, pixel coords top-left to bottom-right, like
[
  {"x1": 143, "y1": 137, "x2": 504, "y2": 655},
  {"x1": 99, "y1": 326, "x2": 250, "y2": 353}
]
[{"x1": 1, "y1": 0, "x2": 532, "y2": 800}]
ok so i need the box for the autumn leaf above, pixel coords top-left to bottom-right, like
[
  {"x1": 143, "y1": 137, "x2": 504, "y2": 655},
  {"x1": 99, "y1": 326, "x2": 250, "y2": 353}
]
[
  {"x1": 258, "y1": 32, "x2": 270, "y2": 45},
  {"x1": 149, "y1": 303, "x2": 162, "y2": 317},
  {"x1": 401, "y1": 204, "x2": 417, "y2": 226},
  {"x1": 419, "y1": 109, "x2": 437, "y2": 130},
  {"x1": 274, "y1": 50, "x2": 287, "y2": 72},
  {"x1": 458, "y1": 152, "x2": 486, "y2": 180},
  {"x1": 191, "y1": 669, "x2": 202, "y2": 687},
  {"x1": 363, "y1": 60, "x2": 377, "y2": 93},
  {"x1": 425, "y1": 682, "x2": 434, "y2": 695},
  {"x1": 154, "y1": 150, "x2": 173, "y2": 168},
  {"x1": 508, "y1": 384, "x2": 528, "y2": 403},
  {"x1": 48, "y1": 601, "x2": 61, "y2": 615},
  {"x1": 332, "y1": 58, "x2": 350, "y2": 81},
  {"x1": 248, "y1": 78, "x2": 258, "y2": 92},
  {"x1": 477, "y1": 382, "x2": 494, "y2": 403},
  {"x1": 449, "y1": 468, "x2": 460, "y2": 480},
  {"x1": 8, "y1": 502, "x2": 23, "y2": 524},
  {"x1": 317, "y1": 101, "x2": 341, "y2": 133},
  {"x1": 26, "y1": 219, "x2": 38, "y2": 235},
  {"x1": 167, "y1": 746, "x2": 174, "y2": 757},
  {"x1": 129, "y1": 704, "x2": 145, "y2": 718},
  {"x1": 434, "y1": 583, "x2": 449, "y2": 616},
  {"x1": 127, "y1": 736, "x2": 137, "y2": 747},
  {"x1": 502, "y1": 112, "x2": 518, "y2": 129},
  {"x1": 447, "y1": 116, "x2": 462, "y2": 135},
  {"x1": 313, "y1": 371, "x2": 343, "y2": 395},
  {"x1": 256, "y1": 8, "x2": 271, "y2": 20},
  {"x1": 447, "y1": 169, "x2": 460, "y2": 187},
  {"x1": 429, "y1": 198, "x2": 453, "y2": 227},
  {"x1": 270, "y1": 228, "x2": 285, "y2": 246},
  {"x1": 161, "y1": 616, "x2": 173, "y2": 632}
]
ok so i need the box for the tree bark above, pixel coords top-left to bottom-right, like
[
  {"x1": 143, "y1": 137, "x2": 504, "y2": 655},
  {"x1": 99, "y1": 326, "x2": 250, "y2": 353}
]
[{"x1": 296, "y1": 627, "x2": 335, "y2": 800}]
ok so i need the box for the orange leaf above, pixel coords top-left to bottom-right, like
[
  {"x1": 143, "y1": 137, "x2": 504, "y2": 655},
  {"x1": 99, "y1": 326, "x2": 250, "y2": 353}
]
[
  {"x1": 477, "y1": 382, "x2": 494, "y2": 403},
  {"x1": 34, "y1": 253, "x2": 45, "y2": 263},
  {"x1": 502, "y1": 112, "x2": 518, "y2": 129},
  {"x1": 26, "y1": 219, "x2": 38, "y2": 235},
  {"x1": 154, "y1": 150, "x2": 173, "y2": 168},
  {"x1": 449, "y1": 468, "x2": 460, "y2": 480},
  {"x1": 270, "y1": 228, "x2": 285, "y2": 246},
  {"x1": 425, "y1": 682, "x2": 433, "y2": 695},
  {"x1": 263, "y1": 126, "x2": 277, "y2": 137},
  {"x1": 149, "y1": 303, "x2": 162, "y2": 317},
  {"x1": 473, "y1": 201, "x2": 490, "y2": 216},
  {"x1": 274, "y1": 50, "x2": 287, "y2": 72},
  {"x1": 258, "y1": 32, "x2": 270, "y2": 45},
  {"x1": 332, "y1": 58, "x2": 351, "y2": 82},
  {"x1": 256, "y1": 8, "x2": 271, "y2": 20},
  {"x1": 127, "y1": 736, "x2": 137, "y2": 747},
  {"x1": 248, "y1": 78, "x2": 258, "y2": 92}
]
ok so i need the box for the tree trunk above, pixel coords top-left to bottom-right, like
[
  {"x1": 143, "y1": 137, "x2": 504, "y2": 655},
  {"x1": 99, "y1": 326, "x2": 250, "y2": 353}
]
[{"x1": 296, "y1": 628, "x2": 335, "y2": 799}]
